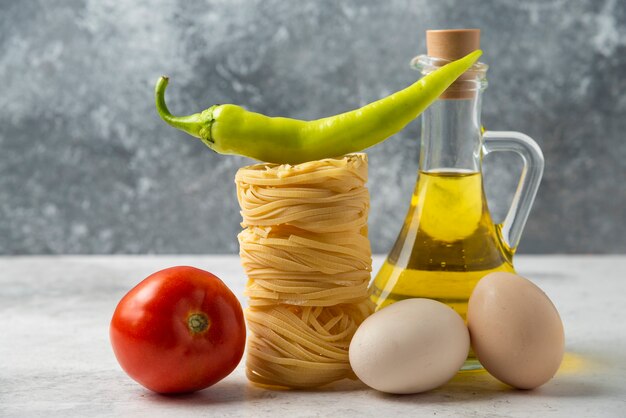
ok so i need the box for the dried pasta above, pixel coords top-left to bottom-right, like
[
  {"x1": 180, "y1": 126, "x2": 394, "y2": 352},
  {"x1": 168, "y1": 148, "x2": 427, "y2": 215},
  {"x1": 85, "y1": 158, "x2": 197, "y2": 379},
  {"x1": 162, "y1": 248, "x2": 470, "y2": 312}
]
[{"x1": 237, "y1": 154, "x2": 373, "y2": 388}]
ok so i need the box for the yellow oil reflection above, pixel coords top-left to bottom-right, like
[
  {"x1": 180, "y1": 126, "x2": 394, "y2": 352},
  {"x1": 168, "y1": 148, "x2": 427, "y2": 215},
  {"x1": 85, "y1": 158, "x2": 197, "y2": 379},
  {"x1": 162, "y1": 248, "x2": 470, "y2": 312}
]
[
  {"x1": 450, "y1": 351, "x2": 594, "y2": 389},
  {"x1": 556, "y1": 351, "x2": 595, "y2": 375}
]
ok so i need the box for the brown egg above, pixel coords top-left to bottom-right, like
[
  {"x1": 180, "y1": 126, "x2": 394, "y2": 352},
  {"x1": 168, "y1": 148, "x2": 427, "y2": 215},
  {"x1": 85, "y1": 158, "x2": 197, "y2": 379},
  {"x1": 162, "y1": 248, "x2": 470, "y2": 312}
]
[{"x1": 467, "y1": 272, "x2": 564, "y2": 389}]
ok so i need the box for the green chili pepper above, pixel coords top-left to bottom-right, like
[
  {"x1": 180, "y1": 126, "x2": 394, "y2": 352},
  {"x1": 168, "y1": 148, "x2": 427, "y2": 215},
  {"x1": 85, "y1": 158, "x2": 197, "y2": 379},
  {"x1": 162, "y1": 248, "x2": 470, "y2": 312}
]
[{"x1": 155, "y1": 50, "x2": 481, "y2": 164}]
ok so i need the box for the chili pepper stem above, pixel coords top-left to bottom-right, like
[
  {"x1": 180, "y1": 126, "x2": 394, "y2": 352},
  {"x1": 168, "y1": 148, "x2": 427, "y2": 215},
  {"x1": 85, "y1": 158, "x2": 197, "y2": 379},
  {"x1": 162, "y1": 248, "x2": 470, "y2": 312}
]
[{"x1": 155, "y1": 76, "x2": 217, "y2": 147}]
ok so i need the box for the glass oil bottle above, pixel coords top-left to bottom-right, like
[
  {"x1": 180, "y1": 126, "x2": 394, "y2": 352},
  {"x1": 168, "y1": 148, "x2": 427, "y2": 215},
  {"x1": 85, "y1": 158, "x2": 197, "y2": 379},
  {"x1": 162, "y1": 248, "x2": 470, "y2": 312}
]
[{"x1": 370, "y1": 29, "x2": 544, "y2": 369}]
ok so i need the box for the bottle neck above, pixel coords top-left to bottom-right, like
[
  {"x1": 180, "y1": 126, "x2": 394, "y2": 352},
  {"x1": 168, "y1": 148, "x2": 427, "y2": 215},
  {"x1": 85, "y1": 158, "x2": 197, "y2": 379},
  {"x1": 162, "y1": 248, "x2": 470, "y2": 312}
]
[
  {"x1": 411, "y1": 54, "x2": 488, "y2": 173},
  {"x1": 419, "y1": 93, "x2": 483, "y2": 173}
]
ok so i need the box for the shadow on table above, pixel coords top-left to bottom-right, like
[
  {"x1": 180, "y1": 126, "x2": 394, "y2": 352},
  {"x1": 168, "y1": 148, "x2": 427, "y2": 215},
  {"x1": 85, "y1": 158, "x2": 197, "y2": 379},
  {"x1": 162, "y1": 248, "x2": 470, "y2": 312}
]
[
  {"x1": 375, "y1": 351, "x2": 619, "y2": 404},
  {"x1": 143, "y1": 377, "x2": 367, "y2": 406},
  {"x1": 144, "y1": 380, "x2": 254, "y2": 406},
  {"x1": 143, "y1": 352, "x2": 619, "y2": 406}
]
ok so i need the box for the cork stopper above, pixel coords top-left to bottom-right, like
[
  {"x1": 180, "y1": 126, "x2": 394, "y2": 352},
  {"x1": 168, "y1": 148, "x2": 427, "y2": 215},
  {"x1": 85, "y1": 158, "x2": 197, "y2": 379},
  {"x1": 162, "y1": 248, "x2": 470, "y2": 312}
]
[
  {"x1": 426, "y1": 29, "x2": 480, "y2": 99},
  {"x1": 426, "y1": 29, "x2": 480, "y2": 60}
]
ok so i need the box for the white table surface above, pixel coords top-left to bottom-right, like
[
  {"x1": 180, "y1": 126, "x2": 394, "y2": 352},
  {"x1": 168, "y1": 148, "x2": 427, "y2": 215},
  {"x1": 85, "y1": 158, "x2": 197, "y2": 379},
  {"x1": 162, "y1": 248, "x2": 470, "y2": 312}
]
[{"x1": 1, "y1": 255, "x2": 625, "y2": 418}]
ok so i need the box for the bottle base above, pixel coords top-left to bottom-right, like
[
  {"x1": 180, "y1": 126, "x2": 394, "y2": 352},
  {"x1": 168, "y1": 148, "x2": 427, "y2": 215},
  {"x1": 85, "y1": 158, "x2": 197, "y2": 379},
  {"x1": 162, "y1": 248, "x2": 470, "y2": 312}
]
[{"x1": 461, "y1": 357, "x2": 483, "y2": 371}]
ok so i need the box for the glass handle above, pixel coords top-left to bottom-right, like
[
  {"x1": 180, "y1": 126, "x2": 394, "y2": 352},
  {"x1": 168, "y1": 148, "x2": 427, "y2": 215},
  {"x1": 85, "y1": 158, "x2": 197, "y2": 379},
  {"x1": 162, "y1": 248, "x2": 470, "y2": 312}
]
[{"x1": 482, "y1": 131, "x2": 544, "y2": 251}]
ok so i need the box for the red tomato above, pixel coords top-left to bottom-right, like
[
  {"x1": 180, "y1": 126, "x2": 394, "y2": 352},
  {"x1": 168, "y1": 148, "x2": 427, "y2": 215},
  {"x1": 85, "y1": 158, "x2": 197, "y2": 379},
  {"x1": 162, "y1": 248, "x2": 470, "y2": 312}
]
[{"x1": 110, "y1": 266, "x2": 246, "y2": 394}]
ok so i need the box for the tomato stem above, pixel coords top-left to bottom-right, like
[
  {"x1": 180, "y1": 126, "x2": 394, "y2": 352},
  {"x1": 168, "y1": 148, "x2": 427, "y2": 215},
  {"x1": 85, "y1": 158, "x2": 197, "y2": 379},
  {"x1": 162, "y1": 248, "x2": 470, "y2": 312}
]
[{"x1": 188, "y1": 313, "x2": 210, "y2": 334}]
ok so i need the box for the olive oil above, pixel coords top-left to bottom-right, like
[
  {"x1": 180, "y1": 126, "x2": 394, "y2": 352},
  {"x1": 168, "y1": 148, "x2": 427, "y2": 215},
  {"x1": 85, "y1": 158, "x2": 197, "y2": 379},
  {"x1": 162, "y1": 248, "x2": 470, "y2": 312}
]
[
  {"x1": 371, "y1": 169, "x2": 515, "y2": 319},
  {"x1": 388, "y1": 32, "x2": 545, "y2": 371}
]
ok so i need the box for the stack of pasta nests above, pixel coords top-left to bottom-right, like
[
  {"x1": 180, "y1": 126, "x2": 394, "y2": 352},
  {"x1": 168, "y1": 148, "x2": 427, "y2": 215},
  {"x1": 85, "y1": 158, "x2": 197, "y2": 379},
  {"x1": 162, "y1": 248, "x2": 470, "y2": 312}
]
[{"x1": 236, "y1": 154, "x2": 373, "y2": 388}]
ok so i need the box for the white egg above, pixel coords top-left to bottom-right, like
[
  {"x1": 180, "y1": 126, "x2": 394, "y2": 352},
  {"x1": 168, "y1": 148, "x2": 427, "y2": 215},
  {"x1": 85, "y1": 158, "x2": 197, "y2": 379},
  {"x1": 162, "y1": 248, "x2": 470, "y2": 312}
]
[{"x1": 349, "y1": 298, "x2": 469, "y2": 394}]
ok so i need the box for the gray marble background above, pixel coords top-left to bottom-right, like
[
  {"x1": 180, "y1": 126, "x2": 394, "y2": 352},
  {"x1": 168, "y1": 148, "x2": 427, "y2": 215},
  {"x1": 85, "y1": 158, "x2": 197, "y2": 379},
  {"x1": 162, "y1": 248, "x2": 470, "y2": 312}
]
[{"x1": 1, "y1": 0, "x2": 625, "y2": 255}]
